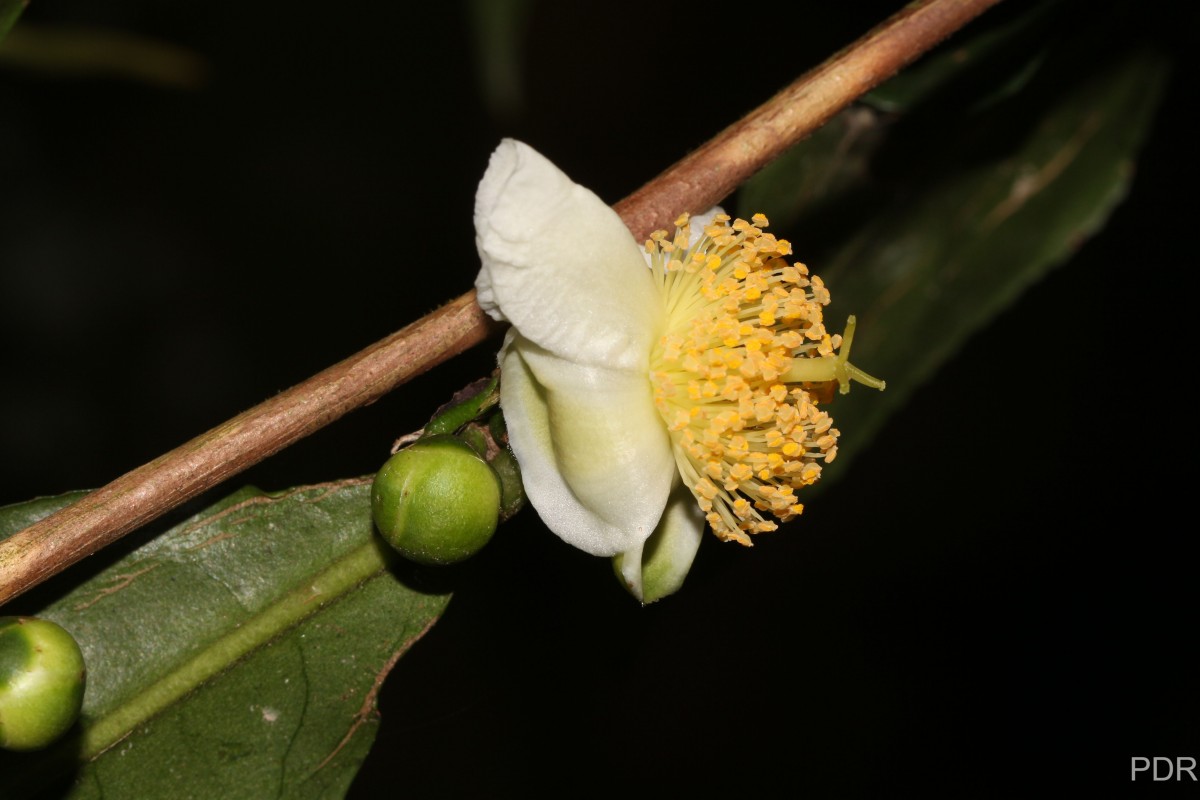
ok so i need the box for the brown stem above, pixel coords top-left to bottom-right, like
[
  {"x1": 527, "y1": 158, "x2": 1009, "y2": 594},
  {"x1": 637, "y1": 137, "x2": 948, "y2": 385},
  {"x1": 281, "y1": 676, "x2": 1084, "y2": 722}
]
[
  {"x1": 0, "y1": 0, "x2": 1001, "y2": 607},
  {"x1": 616, "y1": 0, "x2": 1005, "y2": 239},
  {"x1": 0, "y1": 295, "x2": 497, "y2": 605}
]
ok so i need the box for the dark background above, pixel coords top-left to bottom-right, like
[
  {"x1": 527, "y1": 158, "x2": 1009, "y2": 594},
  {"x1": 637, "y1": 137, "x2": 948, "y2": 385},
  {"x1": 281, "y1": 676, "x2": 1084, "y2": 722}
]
[{"x1": 1, "y1": 1, "x2": 1194, "y2": 795}]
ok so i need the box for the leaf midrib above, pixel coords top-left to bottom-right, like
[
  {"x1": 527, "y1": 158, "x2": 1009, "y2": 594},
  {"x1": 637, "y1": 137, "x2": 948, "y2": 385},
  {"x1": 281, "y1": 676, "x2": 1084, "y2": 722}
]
[{"x1": 79, "y1": 538, "x2": 392, "y2": 761}]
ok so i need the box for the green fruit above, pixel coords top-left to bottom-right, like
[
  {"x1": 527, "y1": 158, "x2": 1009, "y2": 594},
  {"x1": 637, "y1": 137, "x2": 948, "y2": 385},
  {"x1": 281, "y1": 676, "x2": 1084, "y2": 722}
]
[
  {"x1": 0, "y1": 616, "x2": 86, "y2": 751},
  {"x1": 372, "y1": 435, "x2": 501, "y2": 565}
]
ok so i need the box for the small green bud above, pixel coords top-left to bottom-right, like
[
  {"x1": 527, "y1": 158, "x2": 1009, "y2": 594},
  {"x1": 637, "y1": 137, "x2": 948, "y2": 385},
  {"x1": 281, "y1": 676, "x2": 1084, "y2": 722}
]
[
  {"x1": 0, "y1": 616, "x2": 86, "y2": 751},
  {"x1": 372, "y1": 435, "x2": 501, "y2": 565}
]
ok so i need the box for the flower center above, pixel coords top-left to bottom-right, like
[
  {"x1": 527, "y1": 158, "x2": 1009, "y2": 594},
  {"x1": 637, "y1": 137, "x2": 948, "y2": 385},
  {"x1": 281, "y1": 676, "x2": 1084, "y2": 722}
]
[{"x1": 646, "y1": 212, "x2": 884, "y2": 546}]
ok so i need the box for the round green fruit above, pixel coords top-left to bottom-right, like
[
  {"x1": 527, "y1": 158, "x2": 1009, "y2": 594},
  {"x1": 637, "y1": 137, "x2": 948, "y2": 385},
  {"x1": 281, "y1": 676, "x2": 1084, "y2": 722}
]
[
  {"x1": 0, "y1": 616, "x2": 86, "y2": 751},
  {"x1": 372, "y1": 435, "x2": 501, "y2": 565}
]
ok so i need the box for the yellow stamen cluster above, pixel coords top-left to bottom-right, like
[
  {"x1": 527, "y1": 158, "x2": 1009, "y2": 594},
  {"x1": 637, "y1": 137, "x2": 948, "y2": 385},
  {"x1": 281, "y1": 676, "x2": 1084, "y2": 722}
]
[{"x1": 646, "y1": 212, "x2": 881, "y2": 546}]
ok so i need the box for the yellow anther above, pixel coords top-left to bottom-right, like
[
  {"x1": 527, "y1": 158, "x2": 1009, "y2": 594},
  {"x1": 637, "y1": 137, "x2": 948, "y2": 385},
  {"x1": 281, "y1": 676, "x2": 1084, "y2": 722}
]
[
  {"x1": 644, "y1": 209, "x2": 874, "y2": 547},
  {"x1": 724, "y1": 529, "x2": 753, "y2": 546}
]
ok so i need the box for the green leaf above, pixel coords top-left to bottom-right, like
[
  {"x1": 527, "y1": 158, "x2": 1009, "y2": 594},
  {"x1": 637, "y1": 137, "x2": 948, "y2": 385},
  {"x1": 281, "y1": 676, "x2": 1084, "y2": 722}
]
[
  {"x1": 0, "y1": 0, "x2": 25, "y2": 44},
  {"x1": 737, "y1": 105, "x2": 888, "y2": 235},
  {"x1": 468, "y1": 0, "x2": 534, "y2": 121},
  {"x1": 0, "y1": 25, "x2": 207, "y2": 88},
  {"x1": 739, "y1": 25, "x2": 1166, "y2": 482},
  {"x1": 820, "y1": 49, "x2": 1168, "y2": 472},
  {"x1": 862, "y1": 1, "x2": 1061, "y2": 114},
  {"x1": 0, "y1": 481, "x2": 450, "y2": 799}
]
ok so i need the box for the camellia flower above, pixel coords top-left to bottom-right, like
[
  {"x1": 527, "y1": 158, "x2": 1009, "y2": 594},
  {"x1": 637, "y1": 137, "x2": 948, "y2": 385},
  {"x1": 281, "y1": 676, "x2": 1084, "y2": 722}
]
[{"x1": 475, "y1": 139, "x2": 883, "y2": 603}]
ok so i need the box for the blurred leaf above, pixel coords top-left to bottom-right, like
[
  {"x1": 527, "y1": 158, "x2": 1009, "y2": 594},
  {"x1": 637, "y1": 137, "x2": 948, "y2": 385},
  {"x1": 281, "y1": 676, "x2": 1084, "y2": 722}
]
[
  {"x1": 0, "y1": 0, "x2": 24, "y2": 43},
  {"x1": 0, "y1": 481, "x2": 450, "y2": 799},
  {"x1": 738, "y1": 105, "x2": 888, "y2": 234},
  {"x1": 468, "y1": 0, "x2": 534, "y2": 121},
  {"x1": 819, "y1": 49, "x2": 1168, "y2": 471},
  {"x1": 739, "y1": 2, "x2": 1069, "y2": 239},
  {"x1": 0, "y1": 25, "x2": 207, "y2": 88},
  {"x1": 863, "y1": 1, "x2": 1060, "y2": 114},
  {"x1": 739, "y1": 10, "x2": 1167, "y2": 480}
]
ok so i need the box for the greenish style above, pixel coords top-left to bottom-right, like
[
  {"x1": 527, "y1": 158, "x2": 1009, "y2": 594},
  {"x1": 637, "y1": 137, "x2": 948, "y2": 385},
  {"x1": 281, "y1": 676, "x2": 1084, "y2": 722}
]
[
  {"x1": 0, "y1": 482, "x2": 450, "y2": 799},
  {"x1": 372, "y1": 435, "x2": 502, "y2": 565},
  {"x1": 0, "y1": 616, "x2": 87, "y2": 751}
]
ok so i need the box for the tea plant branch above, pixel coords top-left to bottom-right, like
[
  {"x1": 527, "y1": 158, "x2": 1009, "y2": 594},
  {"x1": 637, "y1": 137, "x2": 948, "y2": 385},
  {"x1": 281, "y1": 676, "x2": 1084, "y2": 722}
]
[
  {"x1": 615, "y1": 0, "x2": 1003, "y2": 235},
  {"x1": 0, "y1": 0, "x2": 1001, "y2": 606}
]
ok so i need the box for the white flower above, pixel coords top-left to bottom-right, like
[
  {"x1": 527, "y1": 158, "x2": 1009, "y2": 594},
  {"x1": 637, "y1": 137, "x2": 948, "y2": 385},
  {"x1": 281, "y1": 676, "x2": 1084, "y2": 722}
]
[{"x1": 474, "y1": 140, "x2": 883, "y2": 602}]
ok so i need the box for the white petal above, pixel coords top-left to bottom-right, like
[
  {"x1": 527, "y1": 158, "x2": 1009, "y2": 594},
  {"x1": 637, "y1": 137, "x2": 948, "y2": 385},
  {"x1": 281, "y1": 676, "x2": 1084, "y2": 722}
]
[
  {"x1": 637, "y1": 206, "x2": 725, "y2": 269},
  {"x1": 475, "y1": 139, "x2": 661, "y2": 372},
  {"x1": 614, "y1": 482, "x2": 706, "y2": 603},
  {"x1": 500, "y1": 333, "x2": 674, "y2": 556},
  {"x1": 688, "y1": 207, "x2": 725, "y2": 245}
]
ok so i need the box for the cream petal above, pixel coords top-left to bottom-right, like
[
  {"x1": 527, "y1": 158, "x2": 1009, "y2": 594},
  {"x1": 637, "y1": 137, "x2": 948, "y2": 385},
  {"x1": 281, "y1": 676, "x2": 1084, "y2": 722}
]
[
  {"x1": 475, "y1": 139, "x2": 661, "y2": 372},
  {"x1": 613, "y1": 482, "x2": 706, "y2": 604},
  {"x1": 688, "y1": 207, "x2": 725, "y2": 245},
  {"x1": 500, "y1": 333, "x2": 674, "y2": 556}
]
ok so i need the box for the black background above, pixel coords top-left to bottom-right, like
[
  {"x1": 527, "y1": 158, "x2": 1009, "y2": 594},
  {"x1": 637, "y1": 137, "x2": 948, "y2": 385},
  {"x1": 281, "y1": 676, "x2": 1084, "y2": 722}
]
[{"x1": 1, "y1": 1, "x2": 1195, "y2": 796}]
